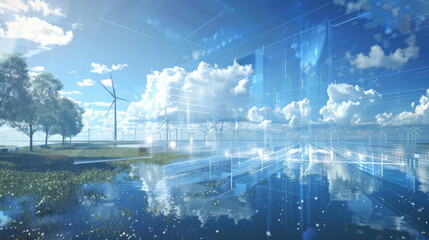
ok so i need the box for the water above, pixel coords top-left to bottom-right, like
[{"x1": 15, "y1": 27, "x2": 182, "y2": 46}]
[{"x1": 0, "y1": 141, "x2": 428, "y2": 239}]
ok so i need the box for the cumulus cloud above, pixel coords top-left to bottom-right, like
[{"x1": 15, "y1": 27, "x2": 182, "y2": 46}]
[
  {"x1": 247, "y1": 99, "x2": 311, "y2": 128},
  {"x1": 29, "y1": 65, "x2": 45, "y2": 77},
  {"x1": 349, "y1": 39, "x2": 419, "y2": 70},
  {"x1": 281, "y1": 98, "x2": 311, "y2": 127},
  {"x1": 77, "y1": 79, "x2": 95, "y2": 87},
  {"x1": 0, "y1": 15, "x2": 73, "y2": 47},
  {"x1": 0, "y1": 0, "x2": 29, "y2": 13},
  {"x1": 247, "y1": 106, "x2": 271, "y2": 123},
  {"x1": 0, "y1": 0, "x2": 64, "y2": 16},
  {"x1": 82, "y1": 107, "x2": 131, "y2": 139},
  {"x1": 101, "y1": 79, "x2": 113, "y2": 87},
  {"x1": 28, "y1": 0, "x2": 65, "y2": 17},
  {"x1": 376, "y1": 89, "x2": 429, "y2": 126},
  {"x1": 111, "y1": 63, "x2": 128, "y2": 71},
  {"x1": 126, "y1": 61, "x2": 253, "y2": 122},
  {"x1": 90, "y1": 62, "x2": 128, "y2": 74},
  {"x1": 31, "y1": 66, "x2": 45, "y2": 72},
  {"x1": 90, "y1": 63, "x2": 110, "y2": 74},
  {"x1": 231, "y1": 79, "x2": 249, "y2": 95},
  {"x1": 319, "y1": 83, "x2": 381, "y2": 126}
]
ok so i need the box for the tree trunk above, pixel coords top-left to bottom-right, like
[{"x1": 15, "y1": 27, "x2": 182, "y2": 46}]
[
  {"x1": 29, "y1": 124, "x2": 33, "y2": 152},
  {"x1": 62, "y1": 135, "x2": 65, "y2": 145},
  {"x1": 45, "y1": 130, "x2": 48, "y2": 148}
]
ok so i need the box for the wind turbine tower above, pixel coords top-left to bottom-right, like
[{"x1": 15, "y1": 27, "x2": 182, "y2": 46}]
[
  {"x1": 88, "y1": 124, "x2": 93, "y2": 142},
  {"x1": 98, "y1": 72, "x2": 128, "y2": 147},
  {"x1": 159, "y1": 107, "x2": 170, "y2": 143}
]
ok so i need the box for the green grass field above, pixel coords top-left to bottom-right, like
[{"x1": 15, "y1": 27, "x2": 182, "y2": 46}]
[{"x1": 0, "y1": 143, "x2": 189, "y2": 216}]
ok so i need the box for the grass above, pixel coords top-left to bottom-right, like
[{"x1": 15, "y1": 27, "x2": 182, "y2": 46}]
[
  {"x1": 0, "y1": 143, "x2": 197, "y2": 239},
  {"x1": 0, "y1": 143, "x2": 189, "y2": 214},
  {"x1": 18, "y1": 143, "x2": 148, "y2": 159}
]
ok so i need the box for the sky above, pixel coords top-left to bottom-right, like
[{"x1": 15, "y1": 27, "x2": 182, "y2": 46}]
[{"x1": 0, "y1": 0, "x2": 428, "y2": 143}]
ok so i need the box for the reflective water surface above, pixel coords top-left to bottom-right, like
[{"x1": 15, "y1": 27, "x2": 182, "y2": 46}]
[{"x1": 1, "y1": 141, "x2": 429, "y2": 239}]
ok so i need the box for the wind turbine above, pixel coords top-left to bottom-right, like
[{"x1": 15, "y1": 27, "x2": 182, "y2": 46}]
[
  {"x1": 158, "y1": 106, "x2": 170, "y2": 143},
  {"x1": 98, "y1": 71, "x2": 128, "y2": 147},
  {"x1": 187, "y1": 128, "x2": 196, "y2": 141},
  {"x1": 201, "y1": 128, "x2": 210, "y2": 141},
  {"x1": 88, "y1": 124, "x2": 93, "y2": 142}
]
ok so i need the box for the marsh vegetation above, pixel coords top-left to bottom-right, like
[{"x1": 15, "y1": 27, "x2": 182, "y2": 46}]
[{"x1": 0, "y1": 143, "x2": 189, "y2": 239}]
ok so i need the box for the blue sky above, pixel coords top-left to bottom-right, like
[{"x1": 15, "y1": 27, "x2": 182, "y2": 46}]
[{"x1": 0, "y1": 0, "x2": 428, "y2": 142}]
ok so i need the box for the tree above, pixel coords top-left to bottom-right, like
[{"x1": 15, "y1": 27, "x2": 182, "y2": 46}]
[
  {"x1": 55, "y1": 98, "x2": 84, "y2": 145},
  {"x1": 0, "y1": 53, "x2": 29, "y2": 126},
  {"x1": 35, "y1": 73, "x2": 63, "y2": 148},
  {"x1": 9, "y1": 82, "x2": 39, "y2": 151},
  {"x1": 10, "y1": 72, "x2": 64, "y2": 151}
]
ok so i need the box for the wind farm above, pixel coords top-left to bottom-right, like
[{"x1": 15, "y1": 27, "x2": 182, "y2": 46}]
[{"x1": 1, "y1": 0, "x2": 429, "y2": 239}]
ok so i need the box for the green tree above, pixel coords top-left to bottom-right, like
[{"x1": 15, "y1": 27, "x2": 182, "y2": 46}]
[
  {"x1": 35, "y1": 73, "x2": 64, "y2": 148},
  {"x1": 55, "y1": 98, "x2": 84, "y2": 144},
  {"x1": 10, "y1": 72, "x2": 64, "y2": 151},
  {"x1": 0, "y1": 53, "x2": 29, "y2": 126},
  {"x1": 10, "y1": 82, "x2": 39, "y2": 151}
]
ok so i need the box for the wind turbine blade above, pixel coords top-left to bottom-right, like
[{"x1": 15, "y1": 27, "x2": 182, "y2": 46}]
[
  {"x1": 98, "y1": 81, "x2": 114, "y2": 96},
  {"x1": 158, "y1": 120, "x2": 166, "y2": 130},
  {"x1": 106, "y1": 100, "x2": 115, "y2": 117},
  {"x1": 115, "y1": 96, "x2": 130, "y2": 102},
  {"x1": 110, "y1": 71, "x2": 116, "y2": 96}
]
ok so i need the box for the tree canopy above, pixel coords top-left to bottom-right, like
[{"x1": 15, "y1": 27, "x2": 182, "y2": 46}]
[
  {"x1": 55, "y1": 97, "x2": 84, "y2": 145},
  {"x1": 0, "y1": 53, "x2": 84, "y2": 151},
  {"x1": 0, "y1": 53, "x2": 29, "y2": 126}
]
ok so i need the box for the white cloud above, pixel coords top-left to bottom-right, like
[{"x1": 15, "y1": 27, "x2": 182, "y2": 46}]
[
  {"x1": 68, "y1": 70, "x2": 76, "y2": 74},
  {"x1": 126, "y1": 61, "x2": 253, "y2": 122},
  {"x1": 83, "y1": 102, "x2": 112, "y2": 107},
  {"x1": 59, "y1": 90, "x2": 82, "y2": 95},
  {"x1": 29, "y1": 72, "x2": 39, "y2": 78},
  {"x1": 77, "y1": 79, "x2": 95, "y2": 87},
  {"x1": 0, "y1": 0, "x2": 64, "y2": 16},
  {"x1": 376, "y1": 89, "x2": 429, "y2": 126},
  {"x1": 28, "y1": 0, "x2": 65, "y2": 17},
  {"x1": 24, "y1": 46, "x2": 49, "y2": 58},
  {"x1": 71, "y1": 23, "x2": 82, "y2": 30},
  {"x1": 31, "y1": 66, "x2": 45, "y2": 72},
  {"x1": 319, "y1": 83, "x2": 381, "y2": 126},
  {"x1": 349, "y1": 41, "x2": 419, "y2": 70},
  {"x1": 111, "y1": 64, "x2": 128, "y2": 71},
  {"x1": 90, "y1": 63, "x2": 128, "y2": 74},
  {"x1": 0, "y1": 0, "x2": 29, "y2": 14},
  {"x1": 0, "y1": 15, "x2": 73, "y2": 46},
  {"x1": 101, "y1": 79, "x2": 112, "y2": 87},
  {"x1": 231, "y1": 79, "x2": 249, "y2": 95},
  {"x1": 281, "y1": 98, "x2": 311, "y2": 128},
  {"x1": 90, "y1": 63, "x2": 110, "y2": 74},
  {"x1": 247, "y1": 99, "x2": 311, "y2": 128},
  {"x1": 82, "y1": 107, "x2": 129, "y2": 139},
  {"x1": 29, "y1": 65, "x2": 45, "y2": 78},
  {"x1": 247, "y1": 106, "x2": 271, "y2": 123}
]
